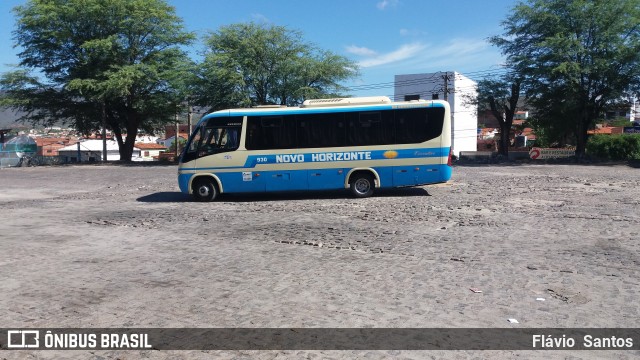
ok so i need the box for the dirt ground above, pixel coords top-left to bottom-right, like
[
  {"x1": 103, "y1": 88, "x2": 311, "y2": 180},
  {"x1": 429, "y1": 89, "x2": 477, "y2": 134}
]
[{"x1": 0, "y1": 163, "x2": 639, "y2": 359}]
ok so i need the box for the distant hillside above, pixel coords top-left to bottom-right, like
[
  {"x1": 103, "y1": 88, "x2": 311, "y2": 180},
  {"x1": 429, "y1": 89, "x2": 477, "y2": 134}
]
[
  {"x1": 0, "y1": 106, "x2": 70, "y2": 130},
  {"x1": 1, "y1": 104, "x2": 210, "y2": 131},
  {"x1": 0, "y1": 107, "x2": 30, "y2": 129}
]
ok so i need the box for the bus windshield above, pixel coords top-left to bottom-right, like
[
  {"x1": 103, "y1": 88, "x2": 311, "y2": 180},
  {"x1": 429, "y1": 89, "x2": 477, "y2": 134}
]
[
  {"x1": 182, "y1": 116, "x2": 243, "y2": 162},
  {"x1": 189, "y1": 126, "x2": 240, "y2": 157}
]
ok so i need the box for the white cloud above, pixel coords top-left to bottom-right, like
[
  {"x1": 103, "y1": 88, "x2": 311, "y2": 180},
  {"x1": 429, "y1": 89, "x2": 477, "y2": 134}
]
[
  {"x1": 345, "y1": 45, "x2": 378, "y2": 57},
  {"x1": 345, "y1": 38, "x2": 500, "y2": 72},
  {"x1": 399, "y1": 28, "x2": 427, "y2": 37},
  {"x1": 355, "y1": 43, "x2": 427, "y2": 68},
  {"x1": 412, "y1": 38, "x2": 502, "y2": 72},
  {"x1": 251, "y1": 13, "x2": 270, "y2": 23},
  {"x1": 438, "y1": 38, "x2": 488, "y2": 56},
  {"x1": 377, "y1": 0, "x2": 399, "y2": 10}
]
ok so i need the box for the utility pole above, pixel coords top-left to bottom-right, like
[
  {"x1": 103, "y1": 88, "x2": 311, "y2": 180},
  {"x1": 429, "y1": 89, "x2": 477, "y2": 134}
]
[
  {"x1": 101, "y1": 100, "x2": 107, "y2": 162},
  {"x1": 174, "y1": 110, "x2": 180, "y2": 159},
  {"x1": 442, "y1": 72, "x2": 450, "y2": 101},
  {"x1": 187, "y1": 102, "x2": 193, "y2": 136},
  {"x1": 442, "y1": 72, "x2": 453, "y2": 154}
]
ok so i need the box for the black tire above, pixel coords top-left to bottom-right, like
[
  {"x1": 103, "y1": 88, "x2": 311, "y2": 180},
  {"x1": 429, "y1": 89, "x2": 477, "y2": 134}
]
[
  {"x1": 192, "y1": 177, "x2": 218, "y2": 202},
  {"x1": 349, "y1": 173, "x2": 375, "y2": 198}
]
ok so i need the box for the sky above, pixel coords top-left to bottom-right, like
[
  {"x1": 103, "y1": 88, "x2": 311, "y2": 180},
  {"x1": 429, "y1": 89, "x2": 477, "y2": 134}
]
[{"x1": 0, "y1": 0, "x2": 517, "y2": 98}]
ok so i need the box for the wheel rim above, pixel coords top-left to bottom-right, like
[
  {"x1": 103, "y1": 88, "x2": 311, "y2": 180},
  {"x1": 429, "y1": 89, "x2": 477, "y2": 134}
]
[
  {"x1": 354, "y1": 178, "x2": 371, "y2": 194},
  {"x1": 197, "y1": 184, "x2": 210, "y2": 198}
]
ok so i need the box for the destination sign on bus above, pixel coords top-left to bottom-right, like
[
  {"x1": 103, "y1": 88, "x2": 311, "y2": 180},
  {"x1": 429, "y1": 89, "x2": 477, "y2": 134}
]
[{"x1": 275, "y1": 151, "x2": 372, "y2": 163}]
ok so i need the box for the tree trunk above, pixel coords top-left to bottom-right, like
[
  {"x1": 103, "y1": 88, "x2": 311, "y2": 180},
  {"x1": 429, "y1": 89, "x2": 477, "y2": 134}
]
[
  {"x1": 575, "y1": 118, "x2": 588, "y2": 159},
  {"x1": 118, "y1": 109, "x2": 139, "y2": 162},
  {"x1": 499, "y1": 122, "x2": 511, "y2": 156},
  {"x1": 119, "y1": 123, "x2": 138, "y2": 162},
  {"x1": 575, "y1": 105, "x2": 590, "y2": 159},
  {"x1": 489, "y1": 98, "x2": 508, "y2": 156},
  {"x1": 499, "y1": 82, "x2": 520, "y2": 157},
  {"x1": 488, "y1": 80, "x2": 520, "y2": 157}
]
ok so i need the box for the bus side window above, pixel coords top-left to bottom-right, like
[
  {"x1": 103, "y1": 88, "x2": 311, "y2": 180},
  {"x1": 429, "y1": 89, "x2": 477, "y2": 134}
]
[
  {"x1": 347, "y1": 111, "x2": 393, "y2": 146},
  {"x1": 247, "y1": 116, "x2": 296, "y2": 150},
  {"x1": 395, "y1": 108, "x2": 444, "y2": 144},
  {"x1": 226, "y1": 128, "x2": 239, "y2": 149},
  {"x1": 297, "y1": 113, "x2": 345, "y2": 148},
  {"x1": 424, "y1": 107, "x2": 445, "y2": 141},
  {"x1": 188, "y1": 126, "x2": 203, "y2": 153},
  {"x1": 246, "y1": 118, "x2": 262, "y2": 150}
]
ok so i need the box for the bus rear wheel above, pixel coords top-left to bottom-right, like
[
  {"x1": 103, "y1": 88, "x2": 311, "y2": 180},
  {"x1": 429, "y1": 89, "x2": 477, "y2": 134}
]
[
  {"x1": 350, "y1": 173, "x2": 375, "y2": 198},
  {"x1": 192, "y1": 177, "x2": 218, "y2": 202}
]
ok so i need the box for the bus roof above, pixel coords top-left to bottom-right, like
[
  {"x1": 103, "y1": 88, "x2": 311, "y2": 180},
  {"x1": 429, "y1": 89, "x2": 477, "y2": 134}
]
[{"x1": 198, "y1": 97, "x2": 448, "y2": 123}]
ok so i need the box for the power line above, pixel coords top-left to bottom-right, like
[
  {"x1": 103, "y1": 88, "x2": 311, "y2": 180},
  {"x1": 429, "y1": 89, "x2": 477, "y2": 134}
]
[{"x1": 345, "y1": 67, "x2": 511, "y2": 95}]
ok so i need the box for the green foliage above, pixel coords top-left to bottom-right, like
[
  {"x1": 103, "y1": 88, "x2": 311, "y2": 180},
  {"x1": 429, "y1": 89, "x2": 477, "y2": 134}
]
[
  {"x1": 586, "y1": 134, "x2": 640, "y2": 160},
  {"x1": 196, "y1": 22, "x2": 359, "y2": 110},
  {"x1": 473, "y1": 75, "x2": 522, "y2": 155},
  {"x1": 525, "y1": 117, "x2": 554, "y2": 148},
  {"x1": 492, "y1": 0, "x2": 640, "y2": 157},
  {"x1": 2, "y1": 0, "x2": 195, "y2": 161},
  {"x1": 607, "y1": 117, "x2": 633, "y2": 127},
  {"x1": 525, "y1": 86, "x2": 579, "y2": 147},
  {"x1": 168, "y1": 137, "x2": 187, "y2": 153}
]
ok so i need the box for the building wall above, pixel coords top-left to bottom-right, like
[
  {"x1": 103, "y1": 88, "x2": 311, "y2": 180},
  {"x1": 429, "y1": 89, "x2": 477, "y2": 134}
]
[
  {"x1": 451, "y1": 73, "x2": 478, "y2": 156},
  {"x1": 139, "y1": 149, "x2": 164, "y2": 161},
  {"x1": 395, "y1": 71, "x2": 478, "y2": 156},
  {"x1": 35, "y1": 138, "x2": 78, "y2": 156},
  {"x1": 157, "y1": 135, "x2": 187, "y2": 149},
  {"x1": 39, "y1": 143, "x2": 67, "y2": 156},
  {"x1": 165, "y1": 124, "x2": 193, "y2": 139},
  {"x1": 57, "y1": 140, "x2": 143, "y2": 161},
  {"x1": 58, "y1": 150, "x2": 124, "y2": 162}
]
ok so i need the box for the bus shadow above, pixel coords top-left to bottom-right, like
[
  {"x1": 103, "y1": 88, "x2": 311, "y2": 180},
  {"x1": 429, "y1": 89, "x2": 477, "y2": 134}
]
[
  {"x1": 216, "y1": 187, "x2": 430, "y2": 203},
  {"x1": 136, "y1": 188, "x2": 430, "y2": 203},
  {"x1": 136, "y1": 192, "x2": 191, "y2": 203}
]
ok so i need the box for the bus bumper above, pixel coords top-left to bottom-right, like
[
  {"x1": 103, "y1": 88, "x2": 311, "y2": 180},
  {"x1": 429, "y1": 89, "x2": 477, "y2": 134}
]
[
  {"x1": 178, "y1": 173, "x2": 192, "y2": 194},
  {"x1": 441, "y1": 164, "x2": 453, "y2": 182}
]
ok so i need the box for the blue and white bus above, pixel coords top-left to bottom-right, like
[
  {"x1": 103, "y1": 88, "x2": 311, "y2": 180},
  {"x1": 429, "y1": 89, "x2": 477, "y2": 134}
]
[{"x1": 178, "y1": 96, "x2": 452, "y2": 201}]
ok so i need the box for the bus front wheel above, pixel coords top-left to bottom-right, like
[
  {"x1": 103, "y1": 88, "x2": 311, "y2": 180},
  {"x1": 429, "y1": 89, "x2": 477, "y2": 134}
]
[
  {"x1": 192, "y1": 177, "x2": 218, "y2": 202},
  {"x1": 350, "y1": 173, "x2": 375, "y2": 198}
]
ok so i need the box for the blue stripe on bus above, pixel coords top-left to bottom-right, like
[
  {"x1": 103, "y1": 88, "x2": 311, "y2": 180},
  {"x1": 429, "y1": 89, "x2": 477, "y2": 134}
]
[
  {"x1": 178, "y1": 164, "x2": 452, "y2": 195},
  {"x1": 243, "y1": 147, "x2": 448, "y2": 167},
  {"x1": 179, "y1": 147, "x2": 449, "y2": 172}
]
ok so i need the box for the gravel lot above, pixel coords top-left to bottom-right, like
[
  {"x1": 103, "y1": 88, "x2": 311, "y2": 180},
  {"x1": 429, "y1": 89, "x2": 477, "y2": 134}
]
[{"x1": 1, "y1": 163, "x2": 639, "y2": 359}]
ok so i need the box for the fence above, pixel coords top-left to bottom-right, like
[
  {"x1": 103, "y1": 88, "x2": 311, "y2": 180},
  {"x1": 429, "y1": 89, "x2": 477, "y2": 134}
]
[{"x1": 0, "y1": 155, "x2": 70, "y2": 169}]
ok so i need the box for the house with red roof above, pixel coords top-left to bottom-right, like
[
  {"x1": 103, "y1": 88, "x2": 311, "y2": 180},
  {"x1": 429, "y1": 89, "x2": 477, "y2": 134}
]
[{"x1": 135, "y1": 142, "x2": 168, "y2": 161}]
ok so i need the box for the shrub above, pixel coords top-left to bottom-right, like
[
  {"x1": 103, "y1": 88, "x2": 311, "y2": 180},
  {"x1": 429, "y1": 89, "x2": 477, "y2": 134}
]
[{"x1": 586, "y1": 134, "x2": 640, "y2": 160}]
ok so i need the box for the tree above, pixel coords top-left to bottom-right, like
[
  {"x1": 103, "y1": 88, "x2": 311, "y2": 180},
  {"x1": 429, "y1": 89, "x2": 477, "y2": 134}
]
[
  {"x1": 525, "y1": 86, "x2": 580, "y2": 147},
  {"x1": 474, "y1": 75, "x2": 522, "y2": 156},
  {"x1": 492, "y1": 0, "x2": 640, "y2": 157},
  {"x1": 0, "y1": 0, "x2": 195, "y2": 161},
  {"x1": 196, "y1": 22, "x2": 358, "y2": 110}
]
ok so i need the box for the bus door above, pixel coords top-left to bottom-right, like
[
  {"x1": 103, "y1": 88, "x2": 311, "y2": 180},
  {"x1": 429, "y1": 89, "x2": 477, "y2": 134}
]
[
  {"x1": 187, "y1": 117, "x2": 255, "y2": 192},
  {"x1": 227, "y1": 152, "x2": 266, "y2": 193}
]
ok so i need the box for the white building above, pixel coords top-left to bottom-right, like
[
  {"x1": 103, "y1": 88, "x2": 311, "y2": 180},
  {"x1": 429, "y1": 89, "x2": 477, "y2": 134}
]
[
  {"x1": 394, "y1": 71, "x2": 478, "y2": 156},
  {"x1": 157, "y1": 135, "x2": 187, "y2": 149},
  {"x1": 57, "y1": 139, "x2": 142, "y2": 162},
  {"x1": 135, "y1": 142, "x2": 167, "y2": 161},
  {"x1": 133, "y1": 135, "x2": 160, "y2": 144}
]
